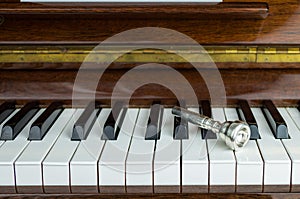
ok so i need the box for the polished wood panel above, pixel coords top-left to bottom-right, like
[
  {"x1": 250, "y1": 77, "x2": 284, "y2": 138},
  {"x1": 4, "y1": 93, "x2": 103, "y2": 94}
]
[
  {"x1": 0, "y1": 68, "x2": 299, "y2": 106},
  {"x1": 0, "y1": 2, "x2": 268, "y2": 18},
  {"x1": 0, "y1": 0, "x2": 298, "y2": 44},
  {"x1": 0, "y1": 1, "x2": 298, "y2": 197}
]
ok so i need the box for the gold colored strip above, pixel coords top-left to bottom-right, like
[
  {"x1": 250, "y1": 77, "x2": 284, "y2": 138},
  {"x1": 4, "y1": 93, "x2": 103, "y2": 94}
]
[
  {"x1": 257, "y1": 54, "x2": 300, "y2": 63},
  {"x1": 288, "y1": 48, "x2": 300, "y2": 54},
  {"x1": 263, "y1": 48, "x2": 277, "y2": 54},
  {"x1": 257, "y1": 47, "x2": 300, "y2": 63},
  {"x1": 0, "y1": 53, "x2": 255, "y2": 63},
  {"x1": 1, "y1": 46, "x2": 300, "y2": 63}
]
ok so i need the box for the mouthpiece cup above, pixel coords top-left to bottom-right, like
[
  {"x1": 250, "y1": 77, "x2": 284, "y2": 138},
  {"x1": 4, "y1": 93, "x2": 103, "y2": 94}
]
[{"x1": 219, "y1": 121, "x2": 250, "y2": 151}]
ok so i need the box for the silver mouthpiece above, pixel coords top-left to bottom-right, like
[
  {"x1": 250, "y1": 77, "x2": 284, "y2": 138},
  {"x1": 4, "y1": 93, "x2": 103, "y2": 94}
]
[{"x1": 172, "y1": 106, "x2": 250, "y2": 151}]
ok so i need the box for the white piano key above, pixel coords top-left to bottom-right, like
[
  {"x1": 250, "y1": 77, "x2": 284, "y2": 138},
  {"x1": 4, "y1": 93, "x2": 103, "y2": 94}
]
[
  {"x1": 126, "y1": 108, "x2": 155, "y2": 193},
  {"x1": 98, "y1": 109, "x2": 139, "y2": 193},
  {"x1": 0, "y1": 109, "x2": 43, "y2": 193},
  {"x1": 224, "y1": 108, "x2": 263, "y2": 192},
  {"x1": 154, "y1": 108, "x2": 180, "y2": 193},
  {"x1": 181, "y1": 108, "x2": 208, "y2": 193},
  {"x1": 70, "y1": 108, "x2": 111, "y2": 193},
  {"x1": 252, "y1": 108, "x2": 291, "y2": 192},
  {"x1": 42, "y1": 109, "x2": 83, "y2": 193},
  {"x1": 206, "y1": 108, "x2": 235, "y2": 193},
  {"x1": 280, "y1": 108, "x2": 300, "y2": 192},
  {"x1": 14, "y1": 109, "x2": 75, "y2": 193}
]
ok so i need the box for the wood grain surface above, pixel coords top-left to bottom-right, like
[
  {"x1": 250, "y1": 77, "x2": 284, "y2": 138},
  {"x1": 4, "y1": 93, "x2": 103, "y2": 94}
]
[
  {"x1": 0, "y1": 68, "x2": 299, "y2": 106},
  {"x1": 0, "y1": 0, "x2": 297, "y2": 45},
  {"x1": 0, "y1": 2, "x2": 268, "y2": 17},
  {"x1": 0, "y1": 1, "x2": 299, "y2": 198}
]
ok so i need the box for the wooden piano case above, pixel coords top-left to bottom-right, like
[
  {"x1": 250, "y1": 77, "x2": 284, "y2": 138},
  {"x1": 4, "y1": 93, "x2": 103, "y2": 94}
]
[{"x1": 0, "y1": 0, "x2": 300, "y2": 198}]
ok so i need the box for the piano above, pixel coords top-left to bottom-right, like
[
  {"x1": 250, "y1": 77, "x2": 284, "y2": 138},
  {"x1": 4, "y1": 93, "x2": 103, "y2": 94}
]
[{"x1": 0, "y1": 0, "x2": 300, "y2": 198}]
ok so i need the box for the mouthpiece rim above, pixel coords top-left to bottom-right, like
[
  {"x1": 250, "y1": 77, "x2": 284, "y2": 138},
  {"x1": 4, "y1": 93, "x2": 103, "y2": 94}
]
[{"x1": 222, "y1": 121, "x2": 251, "y2": 151}]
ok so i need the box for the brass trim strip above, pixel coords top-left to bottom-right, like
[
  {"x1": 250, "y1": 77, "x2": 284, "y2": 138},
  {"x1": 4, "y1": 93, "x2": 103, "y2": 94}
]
[{"x1": 0, "y1": 46, "x2": 299, "y2": 63}]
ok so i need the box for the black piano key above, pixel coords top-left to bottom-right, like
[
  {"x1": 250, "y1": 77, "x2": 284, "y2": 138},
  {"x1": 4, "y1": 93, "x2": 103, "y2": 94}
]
[
  {"x1": 173, "y1": 101, "x2": 188, "y2": 140},
  {"x1": 173, "y1": 116, "x2": 188, "y2": 140},
  {"x1": 29, "y1": 101, "x2": 64, "y2": 140},
  {"x1": 238, "y1": 100, "x2": 260, "y2": 140},
  {"x1": 200, "y1": 100, "x2": 217, "y2": 139},
  {"x1": 297, "y1": 101, "x2": 300, "y2": 112},
  {"x1": 72, "y1": 101, "x2": 100, "y2": 141},
  {"x1": 145, "y1": 103, "x2": 163, "y2": 140},
  {"x1": 101, "y1": 101, "x2": 127, "y2": 140},
  {"x1": 1, "y1": 101, "x2": 39, "y2": 140},
  {"x1": 262, "y1": 100, "x2": 289, "y2": 139},
  {"x1": 0, "y1": 101, "x2": 16, "y2": 125}
]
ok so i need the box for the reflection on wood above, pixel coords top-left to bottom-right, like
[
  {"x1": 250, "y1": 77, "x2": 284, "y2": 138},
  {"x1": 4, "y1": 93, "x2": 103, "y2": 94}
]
[{"x1": 0, "y1": 68, "x2": 300, "y2": 106}]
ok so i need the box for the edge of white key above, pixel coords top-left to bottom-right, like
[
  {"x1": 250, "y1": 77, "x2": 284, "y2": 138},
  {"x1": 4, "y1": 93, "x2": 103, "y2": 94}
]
[
  {"x1": 224, "y1": 108, "x2": 263, "y2": 187},
  {"x1": 42, "y1": 109, "x2": 83, "y2": 166},
  {"x1": 15, "y1": 109, "x2": 76, "y2": 165}
]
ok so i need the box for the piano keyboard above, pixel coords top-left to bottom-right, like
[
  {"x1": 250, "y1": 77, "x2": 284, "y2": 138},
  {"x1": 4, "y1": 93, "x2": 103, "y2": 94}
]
[{"x1": 0, "y1": 100, "x2": 299, "y2": 194}]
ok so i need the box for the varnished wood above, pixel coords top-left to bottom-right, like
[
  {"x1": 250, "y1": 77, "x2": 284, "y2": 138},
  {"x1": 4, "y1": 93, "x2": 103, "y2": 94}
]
[
  {"x1": 236, "y1": 185, "x2": 262, "y2": 193},
  {"x1": 154, "y1": 186, "x2": 180, "y2": 193},
  {"x1": 263, "y1": 185, "x2": 290, "y2": 193},
  {"x1": 1, "y1": 68, "x2": 300, "y2": 106},
  {"x1": 44, "y1": 186, "x2": 70, "y2": 194},
  {"x1": 0, "y1": 1, "x2": 299, "y2": 197},
  {"x1": 181, "y1": 185, "x2": 208, "y2": 193},
  {"x1": 71, "y1": 186, "x2": 98, "y2": 194},
  {"x1": 0, "y1": 0, "x2": 19, "y2": 2},
  {"x1": 99, "y1": 186, "x2": 125, "y2": 194},
  {"x1": 0, "y1": 0, "x2": 298, "y2": 44},
  {"x1": 291, "y1": 185, "x2": 300, "y2": 193},
  {"x1": 16, "y1": 186, "x2": 43, "y2": 194},
  {"x1": 0, "y1": 2, "x2": 268, "y2": 18},
  {"x1": 126, "y1": 186, "x2": 153, "y2": 193},
  {"x1": 4, "y1": 62, "x2": 300, "y2": 70},
  {"x1": 0, "y1": 187, "x2": 15, "y2": 194},
  {"x1": 209, "y1": 185, "x2": 235, "y2": 193}
]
